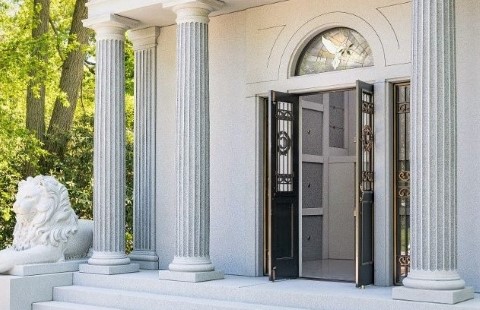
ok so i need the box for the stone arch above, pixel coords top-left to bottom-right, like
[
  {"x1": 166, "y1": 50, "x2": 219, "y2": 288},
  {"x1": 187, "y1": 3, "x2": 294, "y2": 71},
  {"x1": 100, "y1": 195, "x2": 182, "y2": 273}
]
[{"x1": 278, "y1": 11, "x2": 386, "y2": 80}]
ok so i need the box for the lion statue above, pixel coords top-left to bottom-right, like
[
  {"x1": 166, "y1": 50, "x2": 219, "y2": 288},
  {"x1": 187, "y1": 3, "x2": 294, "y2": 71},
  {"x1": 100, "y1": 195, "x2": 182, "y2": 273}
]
[{"x1": 0, "y1": 175, "x2": 93, "y2": 274}]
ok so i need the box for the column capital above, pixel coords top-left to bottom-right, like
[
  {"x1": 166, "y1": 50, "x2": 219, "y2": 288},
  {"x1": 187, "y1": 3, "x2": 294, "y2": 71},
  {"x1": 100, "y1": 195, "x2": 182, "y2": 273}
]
[
  {"x1": 83, "y1": 14, "x2": 140, "y2": 41},
  {"x1": 164, "y1": 0, "x2": 224, "y2": 24},
  {"x1": 129, "y1": 27, "x2": 161, "y2": 51}
]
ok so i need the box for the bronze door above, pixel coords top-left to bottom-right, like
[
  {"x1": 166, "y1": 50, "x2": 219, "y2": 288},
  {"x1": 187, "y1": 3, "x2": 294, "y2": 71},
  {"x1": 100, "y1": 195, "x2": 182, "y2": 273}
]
[
  {"x1": 267, "y1": 90, "x2": 300, "y2": 281},
  {"x1": 355, "y1": 81, "x2": 375, "y2": 287}
]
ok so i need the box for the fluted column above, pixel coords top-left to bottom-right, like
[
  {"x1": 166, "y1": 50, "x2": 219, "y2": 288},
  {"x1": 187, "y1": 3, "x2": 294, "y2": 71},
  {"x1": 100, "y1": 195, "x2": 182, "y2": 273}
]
[
  {"x1": 158, "y1": 0, "x2": 224, "y2": 282},
  {"x1": 392, "y1": 0, "x2": 473, "y2": 303},
  {"x1": 128, "y1": 27, "x2": 160, "y2": 270},
  {"x1": 80, "y1": 14, "x2": 140, "y2": 275}
]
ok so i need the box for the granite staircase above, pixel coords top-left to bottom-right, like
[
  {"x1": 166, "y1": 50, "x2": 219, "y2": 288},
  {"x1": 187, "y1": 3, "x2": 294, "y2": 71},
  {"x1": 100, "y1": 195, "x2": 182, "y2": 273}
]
[
  {"x1": 32, "y1": 271, "x2": 300, "y2": 310},
  {"x1": 31, "y1": 270, "x2": 480, "y2": 310}
]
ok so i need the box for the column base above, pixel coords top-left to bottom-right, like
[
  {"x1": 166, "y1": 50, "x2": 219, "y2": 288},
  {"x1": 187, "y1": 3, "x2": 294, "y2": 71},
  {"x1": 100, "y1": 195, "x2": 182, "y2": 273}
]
[
  {"x1": 168, "y1": 256, "x2": 215, "y2": 272},
  {"x1": 392, "y1": 286, "x2": 474, "y2": 304},
  {"x1": 158, "y1": 269, "x2": 224, "y2": 282},
  {"x1": 79, "y1": 263, "x2": 139, "y2": 275},
  {"x1": 129, "y1": 251, "x2": 159, "y2": 270},
  {"x1": 88, "y1": 251, "x2": 131, "y2": 266},
  {"x1": 402, "y1": 270, "x2": 466, "y2": 290}
]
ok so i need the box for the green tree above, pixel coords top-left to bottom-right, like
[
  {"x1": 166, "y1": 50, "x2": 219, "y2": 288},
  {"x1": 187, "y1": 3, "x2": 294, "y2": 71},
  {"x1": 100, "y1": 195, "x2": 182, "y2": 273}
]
[
  {"x1": 26, "y1": 0, "x2": 50, "y2": 143},
  {"x1": 0, "y1": 0, "x2": 135, "y2": 251},
  {"x1": 45, "y1": 0, "x2": 89, "y2": 157}
]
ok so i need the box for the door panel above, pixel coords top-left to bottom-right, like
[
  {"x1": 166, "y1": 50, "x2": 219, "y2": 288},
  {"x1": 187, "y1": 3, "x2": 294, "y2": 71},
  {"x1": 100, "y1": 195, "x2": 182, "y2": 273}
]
[
  {"x1": 302, "y1": 109, "x2": 323, "y2": 156},
  {"x1": 302, "y1": 162, "x2": 323, "y2": 209},
  {"x1": 355, "y1": 80, "x2": 375, "y2": 287},
  {"x1": 328, "y1": 162, "x2": 355, "y2": 260},
  {"x1": 268, "y1": 90, "x2": 299, "y2": 281},
  {"x1": 302, "y1": 215, "x2": 323, "y2": 261}
]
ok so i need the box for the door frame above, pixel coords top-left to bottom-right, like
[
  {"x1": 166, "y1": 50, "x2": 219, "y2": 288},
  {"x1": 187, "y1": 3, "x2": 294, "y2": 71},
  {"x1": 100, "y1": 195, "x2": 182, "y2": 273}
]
[{"x1": 262, "y1": 83, "x2": 375, "y2": 284}]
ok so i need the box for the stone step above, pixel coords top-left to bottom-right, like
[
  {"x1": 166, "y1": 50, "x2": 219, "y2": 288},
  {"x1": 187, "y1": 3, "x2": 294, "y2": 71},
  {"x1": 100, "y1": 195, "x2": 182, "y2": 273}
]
[
  {"x1": 73, "y1": 271, "x2": 330, "y2": 309},
  {"x1": 72, "y1": 271, "x2": 395, "y2": 310},
  {"x1": 33, "y1": 301, "x2": 119, "y2": 310},
  {"x1": 51, "y1": 285, "x2": 300, "y2": 310}
]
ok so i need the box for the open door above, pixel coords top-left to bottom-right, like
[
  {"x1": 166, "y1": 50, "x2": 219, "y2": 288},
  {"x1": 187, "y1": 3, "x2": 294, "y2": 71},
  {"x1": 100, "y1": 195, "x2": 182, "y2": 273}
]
[
  {"x1": 355, "y1": 81, "x2": 375, "y2": 287},
  {"x1": 267, "y1": 90, "x2": 299, "y2": 281}
]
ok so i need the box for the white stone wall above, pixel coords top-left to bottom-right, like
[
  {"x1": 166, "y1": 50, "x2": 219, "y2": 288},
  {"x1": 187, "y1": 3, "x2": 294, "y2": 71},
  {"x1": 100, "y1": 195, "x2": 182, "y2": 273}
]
[
  {"x1": 155, "y1": 0, "x2": 412, "y2": 279},
  {"x1": 155, "y1": 0, "x2": 480, "y2": 289},
  {"x1": 456, "y1": 0, "x2": 480, "y2": 293},
  {"x1": 156, "y1": 25, "x2": 177, "y2": 272}
]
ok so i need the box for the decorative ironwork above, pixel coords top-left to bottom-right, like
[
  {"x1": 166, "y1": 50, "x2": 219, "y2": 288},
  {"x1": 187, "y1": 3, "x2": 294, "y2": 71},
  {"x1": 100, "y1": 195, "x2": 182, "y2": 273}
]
[
  {"x1": 275, "y1": 100, "x2": 294, "y2": 192},
  {"x1": 277, "y1": 131, "x2": 291, "y2": 155},
  {"x1": 394, "y1": 84, "x2": 411, "y2": 285},
  {"x1": 398, "y1": 255, "x2": 410, "y2": 266},
  {"x1": 362, "y1": 102, "x2": 374, "y2": 114},
  {"x1": 356, "y1": 81, "x2": 375, "y2": 287},
  {"x1": 362, "y1": 125, "x2": 374, "y2": 152},
  {"x1": 362, "y1": 171, "x2": 374, "y2": 183},
  {"x1": 398, "y1": 171, "x2": 410, "y2": 182},
  {"x1": 397, "y1": 103, "x2": 410, "y2": 113},
  {"x1": 358, "y1": 86, "x2": 374, "y2": 194},
  {"x1": 276, "y1": 107, "x2": 293, "y2": 121},
  {"x1": 267, "y1": 91, "x2": 299, "y2": 280},
  {"x1": 398, "y1": 187, "x2": 410, "y2": 198},
  {"x1": 276, "y1": 174, "x2": 293, "y2": 185}
]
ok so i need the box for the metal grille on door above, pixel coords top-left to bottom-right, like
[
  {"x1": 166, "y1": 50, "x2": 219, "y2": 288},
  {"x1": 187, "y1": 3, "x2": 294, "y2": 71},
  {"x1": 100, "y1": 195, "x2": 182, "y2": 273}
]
[{"x1": 276, "y1": 101, "x2": 294, "y2": 192}]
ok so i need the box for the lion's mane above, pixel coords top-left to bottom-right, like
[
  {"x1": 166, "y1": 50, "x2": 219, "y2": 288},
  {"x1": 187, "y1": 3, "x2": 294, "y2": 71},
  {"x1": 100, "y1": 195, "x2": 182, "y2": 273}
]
[{"x1": 12, "y1": 176, "x2": 78, "y2": 252}]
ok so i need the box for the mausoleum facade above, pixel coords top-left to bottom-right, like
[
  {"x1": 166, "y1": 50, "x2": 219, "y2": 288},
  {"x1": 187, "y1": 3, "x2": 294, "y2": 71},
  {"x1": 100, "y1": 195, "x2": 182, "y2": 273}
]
[{"x1": 3, "y1": 0, "x2": 480, "y2": 308}]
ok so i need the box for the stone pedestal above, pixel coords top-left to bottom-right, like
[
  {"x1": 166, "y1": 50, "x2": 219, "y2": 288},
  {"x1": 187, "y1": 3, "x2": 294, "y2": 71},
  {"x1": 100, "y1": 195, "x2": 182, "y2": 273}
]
[
  {"x1": 128, "y1": 26, "x2": 161, "y2": 270},
  {"x1": 159, "y1": 0, "x2": 224, "y2": 282},
  {"x1": 0, "y1": 273, "x2": 72, "y2": 310},
  {"x1": 82, "y1": 14, "x2": 140, "y2": 275},
  {"x1": 7, "y1": 260, "x2": 87, "y2": 277},
  {"x1": 393, "y1": 286, "x2": 474, "y2": 305},
  {"x1": 392, "y1": 0, "x2": 473, "y2": 304}
]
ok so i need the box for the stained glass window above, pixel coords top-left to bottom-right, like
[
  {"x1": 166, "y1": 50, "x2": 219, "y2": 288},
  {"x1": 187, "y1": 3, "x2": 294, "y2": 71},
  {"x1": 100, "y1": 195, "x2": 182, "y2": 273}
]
[{"x1": 295, "y1": 27, "x2": 374, "y2": 75}]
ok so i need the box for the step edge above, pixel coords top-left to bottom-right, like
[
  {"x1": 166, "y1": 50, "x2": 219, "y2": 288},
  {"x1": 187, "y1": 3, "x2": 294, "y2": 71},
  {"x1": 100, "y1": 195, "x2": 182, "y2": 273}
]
[{"x1": 53, "y1": 285, "x2": 301, "y2": 309}]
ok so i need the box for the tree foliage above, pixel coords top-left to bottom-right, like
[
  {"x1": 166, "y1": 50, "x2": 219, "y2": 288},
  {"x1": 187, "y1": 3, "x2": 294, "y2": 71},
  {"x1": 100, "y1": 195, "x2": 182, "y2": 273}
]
[{"x1": 0, "y1": 0, "x2": 135, "y2": 251}]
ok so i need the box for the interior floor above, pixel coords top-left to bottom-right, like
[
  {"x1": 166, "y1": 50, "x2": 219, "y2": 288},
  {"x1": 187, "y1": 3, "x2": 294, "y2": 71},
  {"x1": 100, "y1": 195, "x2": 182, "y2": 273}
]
[{"x1": 302, "y1": 259, "x2": 355, "y2": 282}]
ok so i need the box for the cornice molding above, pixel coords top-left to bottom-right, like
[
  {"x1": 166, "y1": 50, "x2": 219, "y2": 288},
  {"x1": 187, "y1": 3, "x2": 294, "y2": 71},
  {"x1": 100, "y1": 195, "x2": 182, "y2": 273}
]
[
  {"x1": 83, "y1": 14, "x2": 140, "y2": 41},
  {"x1": 164, "y1": 0, "x2": 224, "y2": 24},
  {"x1": 129, "y1": 27, "x2": 161, "y2": 51}
]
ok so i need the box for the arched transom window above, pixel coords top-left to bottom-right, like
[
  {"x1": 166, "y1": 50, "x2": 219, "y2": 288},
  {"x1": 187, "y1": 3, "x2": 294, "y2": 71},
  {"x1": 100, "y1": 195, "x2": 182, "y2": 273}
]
[{"x1": 295, "y1": 27, "x2": 374, "y2": 76}]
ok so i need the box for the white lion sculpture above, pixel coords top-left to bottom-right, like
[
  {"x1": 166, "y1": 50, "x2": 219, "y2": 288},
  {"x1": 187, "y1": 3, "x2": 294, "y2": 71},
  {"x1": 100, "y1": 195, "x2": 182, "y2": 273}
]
[{"x1": 0, "y1": 175, "x2": 93, "y2": 274}]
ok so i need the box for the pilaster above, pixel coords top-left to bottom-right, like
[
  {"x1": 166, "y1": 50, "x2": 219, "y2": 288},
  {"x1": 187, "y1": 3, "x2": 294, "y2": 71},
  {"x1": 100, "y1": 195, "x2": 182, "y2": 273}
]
[
  {"x1": 80, "y1": 14, "x2": 140, "y2": 275},
  {"x1": 158, "y1": 0, "x2": 224, "y2": 282},
  {"x1": 128, "y1": 26, "x2": 161, "y2": 270},
  {"x1": 392, "y1": 0, "x2": 473, "y2": 303}
]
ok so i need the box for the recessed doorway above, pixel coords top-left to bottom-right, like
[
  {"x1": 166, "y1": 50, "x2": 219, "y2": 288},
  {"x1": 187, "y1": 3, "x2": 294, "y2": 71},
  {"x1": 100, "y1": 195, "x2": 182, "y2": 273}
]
[
  {"x1": 300, "y1": 90, "x2": 356, "y2": 282},
  {"x1": 265, "y1": 82, "x2": 375, "y2": 286}
]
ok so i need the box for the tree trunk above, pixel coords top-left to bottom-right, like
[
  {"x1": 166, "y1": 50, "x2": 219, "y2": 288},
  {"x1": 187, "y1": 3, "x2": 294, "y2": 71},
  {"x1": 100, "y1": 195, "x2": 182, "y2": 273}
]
[
  {"x1": 45, "y1": 0, "x2": 88, "y2": 156},
  {"x1": 26, "y1": 0, "x2": 50, "y2": 143}
]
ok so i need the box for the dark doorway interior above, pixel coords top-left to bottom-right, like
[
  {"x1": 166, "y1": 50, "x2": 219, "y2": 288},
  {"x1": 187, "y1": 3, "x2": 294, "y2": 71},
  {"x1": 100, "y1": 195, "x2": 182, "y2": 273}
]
[{"x1": 300, "y1": 90, "x2": 356, "y2": 282}]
